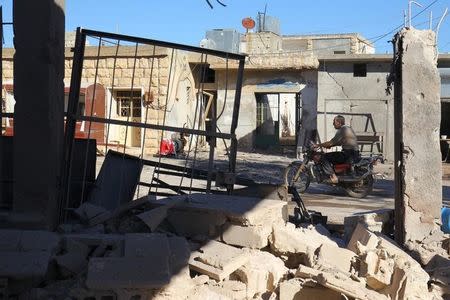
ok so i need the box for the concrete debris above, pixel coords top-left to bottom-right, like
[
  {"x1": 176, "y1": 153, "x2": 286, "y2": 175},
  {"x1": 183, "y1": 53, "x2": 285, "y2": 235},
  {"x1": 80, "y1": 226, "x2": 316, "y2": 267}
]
[
  {"x1": 189, "y1": 240, "x2": 250, "y2": 281},
  {"x1": 360, "y1": 250, "x2": 394, "y2": 290},
  {"x1": 206, "y1": 280, "x2": 247, "y2": 300},
  {"x1": 220, "y1": 223, "x2": 272, "y2": 249},
  {"x1": 279, "y1": 278, "x2": 342, "y2": 300},
  {"x1": 231, "y1": 249, "x2": 288, "y2": 298},
  {"x1": 269, "y1": 223, "x2": 337, "y2": 267},
  {"x1": 55, "y1": 238, "x2": 90, "y2": 276},
  {"x1": 167, "y1": 209, "x2": 227, "y2": 238},
  {"x1": 73, "y1": 202, "x2": 108, "y2": 223},
  {"x1": 344, "y1": 209, "x2": 394, "y2": 241},
  {"x1": 316, "y1": 272, "x2": 388, "y2": 300},
  {"x1": 0, "y1": 230, "x2": 60, "y2": 281},
  {"x1": 347, "y1": 222, "x2": 380, "y2": 254},
  {"x1": 136, "y1": 204, "x2": 171, "y2": 232},
  {"x1": 307, "y1": 242, "x2": 356, "y2": 274},
  {"x1": 150, "y1": 193, "x2": 288, "y2": 226},
  {"x1": 2, "y1": 194, "x2": 447, "y2": 300}
]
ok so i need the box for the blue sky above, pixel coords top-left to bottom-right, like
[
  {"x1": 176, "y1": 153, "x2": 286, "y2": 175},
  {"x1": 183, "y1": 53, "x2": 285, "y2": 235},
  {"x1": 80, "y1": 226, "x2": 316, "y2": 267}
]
[{"x1": 1, "y1": 0, "x2": 449, "y2": 53}]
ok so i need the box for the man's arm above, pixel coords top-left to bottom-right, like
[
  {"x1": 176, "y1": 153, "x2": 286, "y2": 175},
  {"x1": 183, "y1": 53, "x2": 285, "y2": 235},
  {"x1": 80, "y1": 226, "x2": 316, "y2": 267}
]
[
  {"x1": 317, "y1": 140, "x2": 334, "y2": 149},
  {"x1": 315, "y1": 129, "x2": 343, "y2": 149}
]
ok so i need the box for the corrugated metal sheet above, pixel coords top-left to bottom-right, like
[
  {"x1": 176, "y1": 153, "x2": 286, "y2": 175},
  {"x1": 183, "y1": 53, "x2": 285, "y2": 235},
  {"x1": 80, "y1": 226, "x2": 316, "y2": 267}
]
[
  {"x1": 257, "y1": 15, "x2": 280, "y2": 35},
  {"x1": 205, "y1": 29, "x2": 241, "y2": 54}
]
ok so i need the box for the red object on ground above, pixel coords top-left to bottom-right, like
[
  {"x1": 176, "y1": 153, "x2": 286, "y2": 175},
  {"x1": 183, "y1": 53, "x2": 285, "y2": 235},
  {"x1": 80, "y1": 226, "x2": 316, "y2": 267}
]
[{"x1": 159, "y1": 138, "x2": 175, "y2": 156}]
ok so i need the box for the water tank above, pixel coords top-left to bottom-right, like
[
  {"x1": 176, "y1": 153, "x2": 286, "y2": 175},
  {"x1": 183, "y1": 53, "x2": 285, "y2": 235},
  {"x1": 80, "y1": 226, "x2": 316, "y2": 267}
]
[
  {"x1": 203, "y1": 29, "x2": 241, "y2": 53},
  {"x1": 256, "y1": 15, "x2": 280, "y2": 35}
]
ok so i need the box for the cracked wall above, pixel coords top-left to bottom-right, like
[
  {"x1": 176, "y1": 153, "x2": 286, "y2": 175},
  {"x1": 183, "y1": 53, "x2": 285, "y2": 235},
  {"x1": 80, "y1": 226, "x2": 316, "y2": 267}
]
[{"x1": 317, "y1": 61, "x2": 394, "y2": 160}]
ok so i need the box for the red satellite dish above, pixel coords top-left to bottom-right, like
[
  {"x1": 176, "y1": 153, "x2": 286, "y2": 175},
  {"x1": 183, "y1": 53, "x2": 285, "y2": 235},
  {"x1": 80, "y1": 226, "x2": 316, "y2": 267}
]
[{"x1": 242, "y1": 17, "x2": 255, "y2": 30}]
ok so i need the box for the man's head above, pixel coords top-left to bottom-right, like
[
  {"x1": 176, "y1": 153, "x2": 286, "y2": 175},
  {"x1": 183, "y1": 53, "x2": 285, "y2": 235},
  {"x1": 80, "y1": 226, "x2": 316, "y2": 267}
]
[{"x1": 333, "y1": 115, "x2": 345, "y2": 129}]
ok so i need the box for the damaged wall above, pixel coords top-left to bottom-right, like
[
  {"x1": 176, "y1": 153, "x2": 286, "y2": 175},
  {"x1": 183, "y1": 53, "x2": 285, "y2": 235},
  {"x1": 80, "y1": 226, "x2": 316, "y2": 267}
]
[
  {"x1": 393, "y1": 28, "x2": 442, "y2": 245},
  {"x1": 317, "y1": 57, "x2": 394, "y2": 161},
  {"x1": 214, "y1": 68, "x2": 317, "y2": 151}
]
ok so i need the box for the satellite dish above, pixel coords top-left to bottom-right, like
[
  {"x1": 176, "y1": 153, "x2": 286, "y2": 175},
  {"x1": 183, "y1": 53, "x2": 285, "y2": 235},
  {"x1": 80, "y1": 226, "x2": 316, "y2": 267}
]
[{"x1": 242, "y1": 17, "x2": 255, "y2": 30}]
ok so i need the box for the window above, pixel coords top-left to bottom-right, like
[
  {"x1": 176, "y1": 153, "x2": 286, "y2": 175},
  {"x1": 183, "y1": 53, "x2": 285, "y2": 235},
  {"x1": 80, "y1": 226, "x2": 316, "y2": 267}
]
[
  {"x1": 334, "y1": 50, "x2": 346, "y2": 54},
  {"x1": 353, "y1": 63, "x2": 367, "y2": 77},
  {"x1": 115, "y1": 90, "x2": 141, "y2": 117}
]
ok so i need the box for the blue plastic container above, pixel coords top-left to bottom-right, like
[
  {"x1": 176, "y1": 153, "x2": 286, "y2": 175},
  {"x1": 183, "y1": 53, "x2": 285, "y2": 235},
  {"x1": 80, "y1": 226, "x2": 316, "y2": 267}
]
[{"x1": 442, "y1": 207, "x2": 450, "y2": 234}]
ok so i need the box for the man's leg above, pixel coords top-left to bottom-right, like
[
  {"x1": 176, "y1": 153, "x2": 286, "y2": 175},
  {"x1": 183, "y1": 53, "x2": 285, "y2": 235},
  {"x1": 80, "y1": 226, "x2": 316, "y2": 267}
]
[{"x1": 321, "y1": 152, "x2": 346, "y2": 183}]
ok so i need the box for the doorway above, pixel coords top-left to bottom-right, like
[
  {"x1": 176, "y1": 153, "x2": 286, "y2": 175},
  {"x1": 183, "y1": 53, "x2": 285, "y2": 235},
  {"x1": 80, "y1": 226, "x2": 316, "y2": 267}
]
[
  {"x1": 255, "y1": 92, "x2": 298, "y2": 149},
  {"x1": 112, "y1": 89, "x2": 142, "y2": 147}
]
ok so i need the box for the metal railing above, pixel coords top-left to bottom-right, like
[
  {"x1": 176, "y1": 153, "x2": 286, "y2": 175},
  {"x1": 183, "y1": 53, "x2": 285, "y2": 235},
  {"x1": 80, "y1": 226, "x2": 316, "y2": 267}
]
[{"x1": 60, "y1": 28, "x2": 245, "y2": 222}]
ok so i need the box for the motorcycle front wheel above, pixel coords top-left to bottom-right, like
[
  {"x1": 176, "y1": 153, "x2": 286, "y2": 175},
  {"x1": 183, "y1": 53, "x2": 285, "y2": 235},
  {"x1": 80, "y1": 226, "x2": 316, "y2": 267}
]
[
  {"x1": 345, "y1": 174, "x2": 374, "y2": 198},
  {"x1": 284, "y1": 162, "x2": 311, "y2": 193}
]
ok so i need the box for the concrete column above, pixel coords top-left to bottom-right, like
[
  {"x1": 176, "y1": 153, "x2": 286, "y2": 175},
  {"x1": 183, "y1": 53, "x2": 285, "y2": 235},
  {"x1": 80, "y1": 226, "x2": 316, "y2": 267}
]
[
  {"x1": 12, "y1": 0, "x2": 65, "y2": 229},
  {"x1": 393, "y1": 28, "x2": 442, "y2": 245}
]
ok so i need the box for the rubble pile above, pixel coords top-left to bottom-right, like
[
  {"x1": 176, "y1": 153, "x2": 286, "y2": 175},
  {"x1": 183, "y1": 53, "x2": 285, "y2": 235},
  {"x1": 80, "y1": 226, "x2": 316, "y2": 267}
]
[{"x1": 0, "y1": 194, "x2": 448, "y2": 299}]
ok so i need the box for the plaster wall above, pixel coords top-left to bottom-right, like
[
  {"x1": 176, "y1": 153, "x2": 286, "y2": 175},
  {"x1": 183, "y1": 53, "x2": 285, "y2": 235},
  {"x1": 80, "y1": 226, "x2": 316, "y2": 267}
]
[
  {"x1": 215, "y1": 69, "x2": 317, "y2": 151},
  {"x1": 317, "y1": 61, "x2": 394, "y2": 161}
]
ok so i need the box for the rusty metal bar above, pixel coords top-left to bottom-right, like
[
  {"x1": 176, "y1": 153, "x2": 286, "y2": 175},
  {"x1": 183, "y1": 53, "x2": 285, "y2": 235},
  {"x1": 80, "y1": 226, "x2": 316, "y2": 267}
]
[
  {"x1": 227, "y1": 58, "x2": 245, "y2": 193},
  {"x1": 76, "y1": 115, "x2": 234, "y2": 140},
  {"x1": 82, "y1": 29, "x2": 245, "y2": 60},
  {"x1": 60, "y1": 27, "x2": 86, "y2": 223}
]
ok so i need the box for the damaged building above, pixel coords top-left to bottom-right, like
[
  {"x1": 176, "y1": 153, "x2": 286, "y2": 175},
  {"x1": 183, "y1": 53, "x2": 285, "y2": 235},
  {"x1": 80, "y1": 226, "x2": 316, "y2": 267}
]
[{"x1": 0, "y1": 2, "x2": 449, "y2": 300}]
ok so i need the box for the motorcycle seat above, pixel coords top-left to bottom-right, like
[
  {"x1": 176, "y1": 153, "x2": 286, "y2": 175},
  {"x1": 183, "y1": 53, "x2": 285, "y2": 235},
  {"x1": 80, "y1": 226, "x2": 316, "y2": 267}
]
[{"x1": 334, "y1": 163, "x2": 351, "y2": 173}]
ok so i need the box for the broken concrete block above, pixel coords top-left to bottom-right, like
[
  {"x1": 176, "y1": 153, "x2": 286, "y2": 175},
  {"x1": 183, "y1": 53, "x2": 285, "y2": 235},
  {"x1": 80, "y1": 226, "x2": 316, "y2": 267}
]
[
  {"x1": 124, "y1": 233, "x2": 170, "y2": 258},
  {"x1": 380, "y1": 252, "x2": 432, "y2": 300},
  {"x1": 347, "y1": 223, "x2": 379, "y2": 254},
  {"x1": 88, "y1": 195, "x2": 155, "y2": 226},
  {"x1": 74, "y1": 202, "x2": 108, "y2": 223},
  {"x1": 308, "y1": 243, "x2": 356, "y2": 273},
  {"x1": 269, "y1": 223, "x2": 337, "y2": 259},
  {"x1": 0, "y1": 252, "x2": 52, "y2": 279},
  {"x1": 55, "y1": 238, "x2": 90, "y2": 276},
  {"x1": 295, "y1": 264, "x2": 321, "y2": 279},
  {"x1": 19, "y1": 230, "x2": 60, "y2": 253},
  {"x1": 168, "y1": 236, "x2": 190, "y2": 274},
  {"x1": 64, "y1": 233, "x2": 124, "y2": 247},
  {"x1": 151, "y1": 193, "x2": 287, "y2": 226},
  {"x1": 136, "y1": 205, "x2": 170, "y2": 232},
  {"x1": 344, "y1": 209, "x2": 394, "y2": 240},
  {"x1": 279, "y1": 278, "x2": 342, "y2": 300},
  {"x1": 232, "y1": 250, "x2": 287, "y2": 298},
  {"x1": 360, "y1": 251, "x2": 394, "y2": 290},
  {"x1": 167, "y1": 209, "x2": 227, "y2": 238},
  {"x1": 189, "y1": 240, "x2": 250, "y2": 281},
  {"x1": 86, "y1": 257, "x2": 170, "y2": 289},
  {"x1": 221, "y1": 223, "x2": 272, "y2": 249},
  {"x1": 187, "y1": 284, "x2": 234, "y2": 300},
  {"x1": 206, "y1": 280, "x2": 247, "y2": 300},
  {"x1": 316, "y1": 272, "x2": 388, "y2": 300}
]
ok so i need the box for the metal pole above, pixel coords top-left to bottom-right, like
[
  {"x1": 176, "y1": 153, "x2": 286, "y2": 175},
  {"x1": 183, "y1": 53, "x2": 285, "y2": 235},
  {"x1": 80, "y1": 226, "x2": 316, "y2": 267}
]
[
  {"x1": 59, "y1": 27, "x2": 86, "y2": 223},
  {"x1": 227, "y1": 58, "x2": 245, "y2": 193},
  {"x1": 408, "y1": 1, "x2": 423, "y2": 28}
]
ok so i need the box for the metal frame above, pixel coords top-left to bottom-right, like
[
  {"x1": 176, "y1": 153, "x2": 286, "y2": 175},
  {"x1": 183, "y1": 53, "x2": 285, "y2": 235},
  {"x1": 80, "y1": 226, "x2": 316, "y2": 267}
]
[{"x1": 60, "y1": 28, "x2": 245, "y2": 221}]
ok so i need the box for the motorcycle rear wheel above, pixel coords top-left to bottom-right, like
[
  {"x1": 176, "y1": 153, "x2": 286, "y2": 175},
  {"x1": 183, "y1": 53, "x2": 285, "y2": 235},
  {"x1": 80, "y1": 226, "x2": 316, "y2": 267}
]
[
  {"x1": 345, "y1": 174, "x2": 373, "y2": 198},
  {"x1": 284, "y1": 162, "x2": 311, "y2": 193}
]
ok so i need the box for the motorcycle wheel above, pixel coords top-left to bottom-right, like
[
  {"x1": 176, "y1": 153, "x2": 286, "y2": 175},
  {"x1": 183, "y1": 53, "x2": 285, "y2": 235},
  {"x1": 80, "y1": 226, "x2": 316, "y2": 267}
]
[
  {"x1": 284, "y1": 162, "x2": 311, "y2": 193},
  {"x1": 345, "y1": 174, "x2": 374, "y2": 198}
]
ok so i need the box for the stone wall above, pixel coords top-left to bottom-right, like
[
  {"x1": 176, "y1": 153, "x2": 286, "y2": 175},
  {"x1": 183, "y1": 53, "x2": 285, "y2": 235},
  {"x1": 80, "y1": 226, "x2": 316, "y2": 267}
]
[{"x1": 3, "y1": 46, "x2": 196, "y2": 154}]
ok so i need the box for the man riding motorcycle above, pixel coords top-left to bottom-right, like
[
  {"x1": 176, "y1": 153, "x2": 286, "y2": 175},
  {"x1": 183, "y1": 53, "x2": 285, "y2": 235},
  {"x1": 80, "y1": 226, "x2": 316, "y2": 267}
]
[{"x1": 313, "y1": 115, "x2": 360, "y2": 184}]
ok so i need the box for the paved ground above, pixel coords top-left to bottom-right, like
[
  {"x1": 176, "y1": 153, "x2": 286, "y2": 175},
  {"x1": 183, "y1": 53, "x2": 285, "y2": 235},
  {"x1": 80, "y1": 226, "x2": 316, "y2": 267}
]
[{"x1": 95, "y1": 150, "x2": 450, "y2": 225}]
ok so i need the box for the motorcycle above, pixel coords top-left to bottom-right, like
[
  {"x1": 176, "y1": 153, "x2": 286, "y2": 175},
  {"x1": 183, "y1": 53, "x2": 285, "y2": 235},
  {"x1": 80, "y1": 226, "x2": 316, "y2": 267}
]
[{"x1": 284, "y1": 146, "x2": 381, "y2": 198}]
